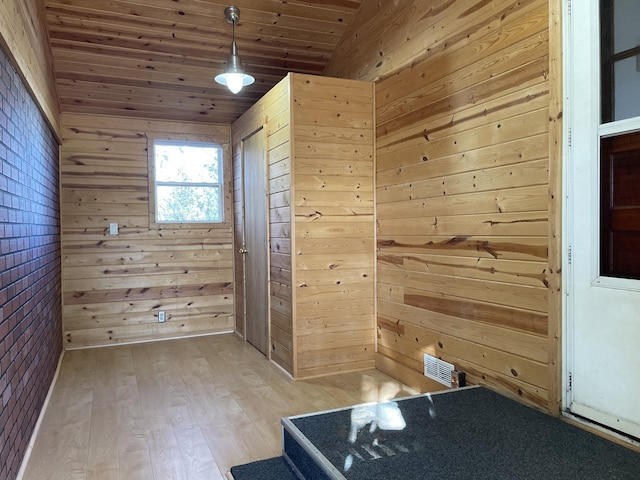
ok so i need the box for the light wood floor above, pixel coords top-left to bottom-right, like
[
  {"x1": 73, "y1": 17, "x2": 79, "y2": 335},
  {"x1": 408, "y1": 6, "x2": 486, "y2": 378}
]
[{"x1": 22, "y1": 334, "x2": 416, "y2": 480}]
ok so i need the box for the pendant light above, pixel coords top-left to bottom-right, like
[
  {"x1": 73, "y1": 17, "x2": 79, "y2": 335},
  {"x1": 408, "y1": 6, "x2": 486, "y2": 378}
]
[{"x1": 214, "y1": 6, "x2": 255, "y2": 94}]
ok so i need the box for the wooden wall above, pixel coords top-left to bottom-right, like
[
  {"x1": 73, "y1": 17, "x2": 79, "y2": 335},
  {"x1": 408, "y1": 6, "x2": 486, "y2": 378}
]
[
  {"x1": 291, "y1": 74, "x2": 376, "y2": 378},
  {"x1": 267, "y1": 81, "x2": 294, "y2": 374},
  {"x1": 232, "y1": 73, "x2": 376, "y2": 378},
  {"x1": 232, "y1": 77, "x2": 294, "y2": 374},
  {"x1": 0, "y1": 0, "x2": 60, "y2": 136},
  {"x1": 60, "y1": 114, "x2": 234, "y2": 348},
  {"x1": 327, "y1": 0, "x2": 562, "y2": 412}
]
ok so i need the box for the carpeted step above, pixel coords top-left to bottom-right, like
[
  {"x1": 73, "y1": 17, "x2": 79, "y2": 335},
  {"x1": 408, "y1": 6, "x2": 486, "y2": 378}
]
[
  {"x1": 229, "y1": 456, "x2": 299, "y2": 480},
  {"x1": 280, "y1": 386, "x2": 640, "y2": 480}
]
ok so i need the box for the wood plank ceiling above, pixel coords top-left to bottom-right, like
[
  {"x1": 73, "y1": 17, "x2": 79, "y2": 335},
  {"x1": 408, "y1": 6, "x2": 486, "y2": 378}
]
[{"x1": 44, "y1": 0, "x2": 362, "y2": 124}]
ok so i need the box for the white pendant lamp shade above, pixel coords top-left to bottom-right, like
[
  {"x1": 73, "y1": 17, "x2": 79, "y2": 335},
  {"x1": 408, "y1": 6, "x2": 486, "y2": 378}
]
[{"x1": 215, "y1": 6, "x2": 254, "y2": 94}]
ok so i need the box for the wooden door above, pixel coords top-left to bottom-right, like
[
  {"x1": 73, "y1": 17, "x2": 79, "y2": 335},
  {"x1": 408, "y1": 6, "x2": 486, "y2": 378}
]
[
  {"x1": 567, "y1": 0, "x2": 640, "y2": 439},
  {"x1": 242, "y1": 128, "x2": 269, "y2": 355}
]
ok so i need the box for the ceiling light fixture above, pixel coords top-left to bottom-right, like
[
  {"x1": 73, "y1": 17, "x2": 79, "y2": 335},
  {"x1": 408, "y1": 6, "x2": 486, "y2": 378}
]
[{"x1": 214, "y1": 6, "x2": 255, "y2": 94}]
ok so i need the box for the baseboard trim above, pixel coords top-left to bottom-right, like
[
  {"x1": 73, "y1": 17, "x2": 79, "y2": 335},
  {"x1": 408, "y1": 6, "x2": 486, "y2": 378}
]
[
  {"x1": 64, "y1": 329, "x2": 235, "y2": 351},
  {"x1": 270, "y1": 358, "x2": 294, "y2": 380},
  {"x1": 15, "y1": 349, "x2": 65, "y2": 480},
  {"x1": 292, "y1": 363, "x2": 376, "y2": 382}
]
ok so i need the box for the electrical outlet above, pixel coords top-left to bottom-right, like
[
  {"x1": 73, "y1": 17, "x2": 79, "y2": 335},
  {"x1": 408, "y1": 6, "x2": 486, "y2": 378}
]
[
  {"x1": 158, "y1": 311, "x2": 166, "y2": 323},
  {"x1": 109, "y1": 223, "x2": 118, "y2": 235}
]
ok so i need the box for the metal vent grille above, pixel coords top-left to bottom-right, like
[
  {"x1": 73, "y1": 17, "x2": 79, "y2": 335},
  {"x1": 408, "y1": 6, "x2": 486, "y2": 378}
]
[{"x1": 423, "y1": 354, "x2": 455, "y2": 386}]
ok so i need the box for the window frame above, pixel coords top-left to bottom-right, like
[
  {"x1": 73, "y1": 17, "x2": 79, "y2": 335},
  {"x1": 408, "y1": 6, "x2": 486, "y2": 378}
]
[
  {"x1": 596, "y1": 0, "x2": 640, "y2": 283},
  {"x1": 150, "y1": 139, "x2": 225, "y2": 226}
]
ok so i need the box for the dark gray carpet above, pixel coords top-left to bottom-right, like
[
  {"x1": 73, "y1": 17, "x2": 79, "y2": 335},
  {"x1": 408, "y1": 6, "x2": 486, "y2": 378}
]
[
  {"x1": 230, "y1": 456, "x2": 298, "y2": 479},
  {"x1": 231, "y1": 387, "x2": 640, "y2": 479},
  {"x1": 288, "y1": 387, "x2": 640, "y2": 479}
]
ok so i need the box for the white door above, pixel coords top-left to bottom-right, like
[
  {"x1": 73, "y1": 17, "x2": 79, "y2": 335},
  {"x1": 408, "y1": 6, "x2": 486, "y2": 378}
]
[{"x1": 567, "y1": 0, "x2": 640, "y2": 439}]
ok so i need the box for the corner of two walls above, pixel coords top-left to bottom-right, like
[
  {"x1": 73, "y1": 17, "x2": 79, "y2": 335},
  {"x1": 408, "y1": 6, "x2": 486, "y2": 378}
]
[
  {"x1": 59, "y1": 114, "x2": 234, "y2": 348},
  {"x1": 0, "y1": 1, "x2": 62, "y2": 477},
  {"x1": 231, "y1": 74, "x2": 377, "y2": 379},
  {"x1": 231, "y1": 76, "x2": 295, "y2": 373},
  {"x1": 290, "y1": 74, "x2": 377, "y2": 379},
  {"x1": 327, "y1": 0, "x2": 561, "y2": 412}
]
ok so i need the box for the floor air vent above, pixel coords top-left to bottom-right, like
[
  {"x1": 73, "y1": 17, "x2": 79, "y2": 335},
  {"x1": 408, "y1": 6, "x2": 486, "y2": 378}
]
[{"x1": 423, "y1": 354, "x2": 454, "y2": 386}]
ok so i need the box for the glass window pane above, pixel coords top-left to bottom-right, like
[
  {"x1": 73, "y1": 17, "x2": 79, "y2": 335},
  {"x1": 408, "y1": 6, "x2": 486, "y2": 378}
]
[
  {"x1": 600, "y1": 131, "x2": 640, "y2": 279},
  {"x1": 613, "y1": 0, "x2": 640, "y2": 54},
  {"x1": 600, "y1": 0, "x2": 640, "y2": 122},
  {"x1": 156, "y1": 185, "x2": 221, "y2": 223},
  {"x1": 155, "y1": 144, "x2": 220, "y2": 183},
  {"x1": 613, "y1": 56, "x2": 640, "y2": 122}
]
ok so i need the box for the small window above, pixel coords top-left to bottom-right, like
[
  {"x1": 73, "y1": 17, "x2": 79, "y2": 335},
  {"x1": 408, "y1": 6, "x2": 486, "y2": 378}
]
[
  {"x1": 153, "y1": 140, "x2": 223, "y2": 223},
  {"x1": 600, "y1": 131, "x2": 640, "y2": 279},
  {"x1": 600, "y1": 0, "x2": 640, "y2": 123}
]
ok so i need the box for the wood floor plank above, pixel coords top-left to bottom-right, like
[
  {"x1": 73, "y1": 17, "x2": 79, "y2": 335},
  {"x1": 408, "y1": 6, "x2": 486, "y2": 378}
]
[
  {"x1": 146, "y1": 425, "x2": 189, "y2": 480},
  {"x1": 24, "y1": 334, "x2": 416, "y2": 479},
  {"x1": 117, "y1": 431, "x2": 154, "y2": 480},
  {"x1": 201, "y1": 424, "x2": 249, "y2": 479},
  {"x1": 173, "y1": 425, "x2": 217, "y2": 480},
  {"x1": 87, "y1": 406, "x2": 119, "y2": 473}
]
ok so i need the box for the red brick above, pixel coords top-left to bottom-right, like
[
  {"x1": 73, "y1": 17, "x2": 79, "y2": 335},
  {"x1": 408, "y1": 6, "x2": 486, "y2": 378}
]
[{"x1": 0, "y1": 45, "x2": 61, "y2": 479}]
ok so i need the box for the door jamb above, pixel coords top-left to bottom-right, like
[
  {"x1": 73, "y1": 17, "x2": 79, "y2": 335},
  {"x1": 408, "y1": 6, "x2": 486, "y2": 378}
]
[{"x1": 561, "y1": 0, "x2": 574, "y2": 415}]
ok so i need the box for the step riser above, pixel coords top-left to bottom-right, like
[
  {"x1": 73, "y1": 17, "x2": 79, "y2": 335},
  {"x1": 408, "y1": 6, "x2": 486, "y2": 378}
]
[
  {"x1": 283, "y1": 428, "x2": 330, "y2": 479},
  {"x1": 282, "y1": 422, "x2": 341, "y2": 479}
]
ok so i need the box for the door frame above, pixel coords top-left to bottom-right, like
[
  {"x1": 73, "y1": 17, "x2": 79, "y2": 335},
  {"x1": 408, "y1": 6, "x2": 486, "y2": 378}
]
[
  {"x1": 238, "y1": 137, "x2": 247, "y2": 340},
  {"x1": 562, "y1": 0, "x2": 640, "y2": 445},
  {"x1": 240, "y1": 126, "x2": 271, "y2": 356}
]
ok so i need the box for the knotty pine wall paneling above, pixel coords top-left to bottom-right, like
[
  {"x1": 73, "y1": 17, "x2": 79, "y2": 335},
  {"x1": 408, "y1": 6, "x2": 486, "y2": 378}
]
[
  {"x1": 60, "y1": 114, "x2": 234, "y2": 348},
  {"x1": 328, "y1": 0, "x2": 561, "y2": 412},
  {"x1": 291, "y1": 74, "x2": 376, "y2": 378},
  {"x1": 546, "y1": 0, "x2": 563, "y2": 415},
  {"x1": 267, "y1": 84, "x2": 294, "y2": 374},
  {"x1": 233, "y1": 76, "x2": 293, "y2": 373},
  {"x1": 0, "y1": 0, "x2": 60, "y2": 136},
  {"x1": 232, "y1": 73, "x2": 376, "y2": 378}
]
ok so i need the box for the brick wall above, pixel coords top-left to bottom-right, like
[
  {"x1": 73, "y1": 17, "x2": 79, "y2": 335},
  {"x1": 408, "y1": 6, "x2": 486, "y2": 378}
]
[{"x1": 0, "y1": 46, "x2": 62, "y2": 480}]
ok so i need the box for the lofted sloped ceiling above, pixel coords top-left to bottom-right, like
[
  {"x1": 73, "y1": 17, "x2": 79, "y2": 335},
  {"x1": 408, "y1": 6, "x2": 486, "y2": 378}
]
[{"x1": 43, "y1": 0, "x2": 362, "y2": 124}]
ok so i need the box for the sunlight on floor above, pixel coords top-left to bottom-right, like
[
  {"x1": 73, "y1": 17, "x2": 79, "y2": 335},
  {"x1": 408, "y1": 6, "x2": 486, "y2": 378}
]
[{"x1": 360, "y1": 375, "x2": 417, "y2": 404}]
